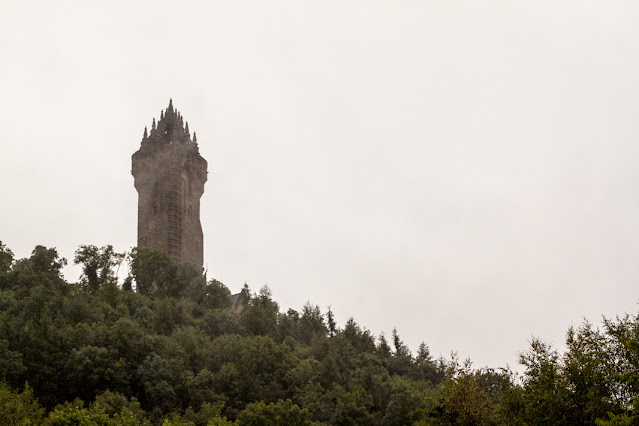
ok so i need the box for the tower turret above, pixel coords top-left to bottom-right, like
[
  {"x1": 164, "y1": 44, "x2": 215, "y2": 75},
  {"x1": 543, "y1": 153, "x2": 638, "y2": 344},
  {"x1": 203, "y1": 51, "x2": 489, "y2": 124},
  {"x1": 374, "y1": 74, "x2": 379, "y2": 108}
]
[{"x1": 132, "y1": 99, "x2": 208, "y2": 269}]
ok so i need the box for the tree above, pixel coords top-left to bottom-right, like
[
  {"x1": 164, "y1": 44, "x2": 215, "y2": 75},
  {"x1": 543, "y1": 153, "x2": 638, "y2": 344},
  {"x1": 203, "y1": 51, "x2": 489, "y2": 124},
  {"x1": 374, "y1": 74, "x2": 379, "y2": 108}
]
[
  {"x1": 74, "y1": 245, "x2": 125, "y2": 292},
  {"x1": 46, "y1": 398, "x2": 144, "y2": 425},
  {"x1": 202, "y1": 279, "x2": 232, "y2": 309},
  {"x1": 327, "y1": 307, "x2": 337, "y2": 338},
  {"x1": 299, "y1": 303, "x2": 327, "y2": 345},
  {"x1": 241, "y1": 286, "x2": 279, "y2": 338},
  {"x1": 65, "y1": 345, "x2": 130, "y2": 403},
  {"x1": 563, "y1": 322, "x2": 617, "y2": 423},
  {"x1": 377, "y1": 333, "x2": 392, "y2": 365},
  {"x1": 332, "y1": 384, "x2": 376, "y2": 425},
  {"x1": 129, "y1": 247, "x2": 176, "y2": 296},
  {"x1": 414, "y1": 342, "x2": 442, "y2": 385},
  {"x1": 20, "y1": 245, "x2": 67, "y2": 276},
  {"x1": 183, "y1": 401, "x2": 232, "y2": 426},
  {"x1": 236, "y1": 399, "x2": 312, "y2": 425},
  {"x1": 341, "y1": 318, "x2": 376, "y2": 354},
  {"x1": 596, "y1": 315, "x2": 639, "y2": 425},
  {"x1": 517, "y1": 338, "x2": 569, "y2": 425},
  {"x1": 11, "y1": 245, "x2": 67, "y2": 293},
  {"x1": 389, "y1": 328, "x2": 412, "y2": 376},
  {"x1": 137, "y1": 353, "x2": 190, "y2": 416},
  {"x1": 92, "y1": 390, "x2": 146, "y2": 423},
  {"x1": 129, "y1": 247, "x2": 201, "y2": 298},
  {"x1": 381, "y1": 375, "x2": 427, "y2": 426},
  {"x1": 278, "y1": 309, "x2": 302, "y2": 343},
  {"x1": 0, "y1": 382, "x2": 45, "y2": 425},
  {"x1": 0, "y1": 241, "x2": 14, "y2": 287},
  {"x1": 421, "y1": 357, "x2": 497, "y2": 426},
  {"x1": 0, "y1": 339, "x2": 26, "y2": 384},
  {"x1": 0, "y1": 241, "x2": 13, "y2": 278}
]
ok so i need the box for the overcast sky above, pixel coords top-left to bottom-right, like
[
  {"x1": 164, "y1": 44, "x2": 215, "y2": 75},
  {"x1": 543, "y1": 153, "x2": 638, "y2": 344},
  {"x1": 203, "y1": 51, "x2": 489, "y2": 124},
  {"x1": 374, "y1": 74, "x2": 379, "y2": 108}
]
[{"x1": 2, "y1": 0, "x2": 639, "y2": 370}]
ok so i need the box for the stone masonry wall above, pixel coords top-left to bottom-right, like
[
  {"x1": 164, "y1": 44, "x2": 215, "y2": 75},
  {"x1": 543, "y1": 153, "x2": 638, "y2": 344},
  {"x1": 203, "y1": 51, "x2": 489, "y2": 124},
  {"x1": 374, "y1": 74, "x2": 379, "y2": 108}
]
[{"x1": 132, "y1": 100, "x2": 207, "y2": 270}]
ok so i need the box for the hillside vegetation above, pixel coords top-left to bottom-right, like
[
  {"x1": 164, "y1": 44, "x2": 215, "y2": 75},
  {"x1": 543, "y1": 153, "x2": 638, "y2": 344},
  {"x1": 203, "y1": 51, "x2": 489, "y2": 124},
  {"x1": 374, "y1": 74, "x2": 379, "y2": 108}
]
[{"x1": 0, "y1": 242, "x2": 637, "y2": 425}]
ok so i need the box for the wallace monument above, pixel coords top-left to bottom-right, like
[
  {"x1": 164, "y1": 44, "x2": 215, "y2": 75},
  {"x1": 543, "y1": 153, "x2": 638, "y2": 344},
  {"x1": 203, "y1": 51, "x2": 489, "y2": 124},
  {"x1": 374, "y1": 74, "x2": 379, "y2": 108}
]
[{"x1": 131, "y1": 100, "x2": 208, "y2": 270}]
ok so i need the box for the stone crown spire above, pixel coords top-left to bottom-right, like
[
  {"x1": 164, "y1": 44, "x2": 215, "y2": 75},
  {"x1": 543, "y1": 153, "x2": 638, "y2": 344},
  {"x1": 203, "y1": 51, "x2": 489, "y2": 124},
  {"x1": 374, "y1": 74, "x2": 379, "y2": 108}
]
[{"x1": 139, "y1": 99, "x2": 199, "y2": 152}]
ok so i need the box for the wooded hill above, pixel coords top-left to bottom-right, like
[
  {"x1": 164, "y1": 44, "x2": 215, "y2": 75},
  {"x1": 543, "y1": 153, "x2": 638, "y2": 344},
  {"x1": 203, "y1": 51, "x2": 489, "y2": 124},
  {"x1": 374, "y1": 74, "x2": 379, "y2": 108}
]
[{"x1": 0, "y1": 242, "x2": 637, "y2": 425}]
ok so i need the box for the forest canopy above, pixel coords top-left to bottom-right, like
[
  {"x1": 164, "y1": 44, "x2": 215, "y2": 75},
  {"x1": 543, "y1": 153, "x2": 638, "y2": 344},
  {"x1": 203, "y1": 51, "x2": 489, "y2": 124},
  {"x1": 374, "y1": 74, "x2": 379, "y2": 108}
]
[{"x1": 0, "y1": 241, "x2": 637, "y2": 425}]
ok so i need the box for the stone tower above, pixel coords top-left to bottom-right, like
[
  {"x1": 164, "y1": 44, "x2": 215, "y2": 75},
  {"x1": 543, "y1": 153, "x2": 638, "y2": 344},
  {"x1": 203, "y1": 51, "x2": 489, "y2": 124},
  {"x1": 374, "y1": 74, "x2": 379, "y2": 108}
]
[{"x1": 132, "y1": 99, "x2": 208, "y2": 269}]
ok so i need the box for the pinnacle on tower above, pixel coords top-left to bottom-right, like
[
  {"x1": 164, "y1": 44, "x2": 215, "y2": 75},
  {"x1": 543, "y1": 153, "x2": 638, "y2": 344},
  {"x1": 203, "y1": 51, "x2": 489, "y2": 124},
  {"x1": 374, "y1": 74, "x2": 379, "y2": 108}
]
[
  {"x1": 193, "y1": 132, "x2": 197, "y2": 144},
  {"x1": 136, "y1": 100, "x2": 202, "y2": 148},
  {"x1": 143, "y1": 127, "x2": 148, "y2": 139}
]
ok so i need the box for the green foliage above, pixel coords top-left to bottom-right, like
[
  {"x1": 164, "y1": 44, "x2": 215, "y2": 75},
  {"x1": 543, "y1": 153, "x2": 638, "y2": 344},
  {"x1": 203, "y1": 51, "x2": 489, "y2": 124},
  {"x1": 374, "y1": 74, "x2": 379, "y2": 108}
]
[
  {"x1": 0, "y1": 382, "x2": 45, "y2": 425},
  {"x1": 0, "y1": 241, "x2": 14, "y2": 289},
  {"x1": 16, "y1": 245, "x2": 67, "y2": 276},
  {"x1": 414, "y1": 342, "x2": 444, "y2": 384},
  {"x1": 236, "y1": 399, "x2": 312, "y2": 425},
  {"x1": 195, "y1": 279, "x2": 232, "y2": 310},
  {"x1": 299, "y1": 303, "x2": 327, "y2": 345},
  {"x1": 130, "y1": 248, "x2": 201, "y2": 298},
  {"x1": 388, "y1": 328, "x2": 412, "y2": 376},
  {"x1": 499, "y1": 317, "x2": 639, "y2": 425},
  {"x1": 92, "y1": 390, "x2": 145, "y2": 420},
  {"x1": 182, "y1": 401, "x2": 233, "y2": 425},
  {"x1": 331, "y1": 384, "x2": 376, "y2": 425},
  {"x1": 46, "y1": 397, "x2": 146, "y2": 425},
  {"x1": 10, "y1": 245, "x2": 67, "y2": 295},
  {"x1": 0, "y1": 339, "x2": 26, "y2": 383},
  {"x1": 2, "y1": 240, "x2": 639, "y2": 425},
  {"x1": 65, "y1": 345, "x2": 131, "y2": 403},
  {"x1": 74, "y1": 245, "x2": 125, "y2": 293},
  {"x1": 596, "y1": 316, "x2": 639, "y2": 425},
  {"x1": 563, "y1": 322, "x2": 618, "y2": 423},
  {"x1": 517, "y1": 338, "x2": 569, "y2": 424},
  {"x1": 240, "y1": 286, "x2": 279, "y2": 338},
  {"x1": 421, "y1": 358, "x2": 498, "y2": 426},
  {"x1": 381, "y1": 376, "x2": 427, "y2": 425}
]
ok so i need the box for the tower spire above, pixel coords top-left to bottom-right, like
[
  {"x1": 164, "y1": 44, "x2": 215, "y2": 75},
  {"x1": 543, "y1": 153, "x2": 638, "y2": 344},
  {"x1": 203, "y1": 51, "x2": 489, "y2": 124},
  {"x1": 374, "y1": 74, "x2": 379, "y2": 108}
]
[
  {"x1": 143, "y1": 127, "x2": 148, "y2": 139},
  {"x1": 193, "y1": 132, "x2": 197, "y2": 144},
  {"x1": 168, "y1": 98, "x2": 174, "y2": 113},
  {"x1": 152, "y1": 118, "x2": 156, "y2": 130},
  {"x1": 185, "y1": 121, "x2": 190, "y2": 135}
]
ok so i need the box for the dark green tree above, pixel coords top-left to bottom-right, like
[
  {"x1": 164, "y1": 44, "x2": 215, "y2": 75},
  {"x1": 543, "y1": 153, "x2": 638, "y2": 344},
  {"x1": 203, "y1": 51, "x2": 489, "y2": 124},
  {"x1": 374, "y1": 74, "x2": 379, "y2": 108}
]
[
  {"x1": 74, "y1": 244, "x2": 125, "y2": 292},
  {"x1": 0, "y1": 382, "x2": 45, "y2": 425},
  {"x1": 299, "y1": 303, "x2": 327, "y2": 345},
  {"x1": 11, "y1": 245, "x2": 67, "y2": 294},
  {"x1": 517, "y1": 338, "x2": 569, "y2": 424},
  {"x1": 236, "y1": 399, "x2": 312, "y2": 425},
  {"x1": 421, "y1": 358, "x2": 497, "y2": 426},
  {"x1": 0, "y1": 241, "x2": 14, "y2": 288},
  {"x1": 241, "y1": 286, "x2": 279, "y2": 338},
  {"x1": 129, "y1": 247, "x2": 202, "y2": 298}
]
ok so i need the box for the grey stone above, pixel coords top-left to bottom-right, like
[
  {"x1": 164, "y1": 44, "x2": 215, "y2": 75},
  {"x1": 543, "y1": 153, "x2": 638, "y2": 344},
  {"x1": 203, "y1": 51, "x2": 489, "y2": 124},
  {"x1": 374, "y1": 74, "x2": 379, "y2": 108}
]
[{"x1": 132, "y1": 99, "x2": 207, "y2": 270}]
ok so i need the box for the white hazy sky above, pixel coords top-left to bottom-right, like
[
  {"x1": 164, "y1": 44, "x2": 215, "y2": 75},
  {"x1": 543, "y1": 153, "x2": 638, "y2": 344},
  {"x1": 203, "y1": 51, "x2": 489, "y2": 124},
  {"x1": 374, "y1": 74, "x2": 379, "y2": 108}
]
[{"x1": 2, "y1": 0, "x2": 639, "y2": 370}]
